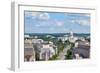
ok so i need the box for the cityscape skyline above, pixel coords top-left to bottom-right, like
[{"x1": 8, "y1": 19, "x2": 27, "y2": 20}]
[{"x1": 24, "y1": 11, "x2": 90, "y2": 61}]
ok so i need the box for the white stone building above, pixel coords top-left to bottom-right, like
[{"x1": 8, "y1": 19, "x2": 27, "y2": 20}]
[{"x1": 39, "y1": 43, "x2": 55, "y2": 60}]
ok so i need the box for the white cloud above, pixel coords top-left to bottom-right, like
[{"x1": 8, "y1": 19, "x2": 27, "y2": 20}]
[
  {"x1": 39, "y1": 13, "x2": 50, "y2": 20},
  {"x1": 25, "y1": 12, "x2": 50, "y2": 20},
  {"x1": 71, "y1": 19, "x2": 90, "y2": 26},
  {"x1": 80, "y1": 20, "x2": 90, "y2": 25},
  {"x1": 25, "y1": 11, "x2": 40, "y2": 17},
  {"x1": 57, "y1": 22, "x2": 64, "y2": 26},
  {"x1": 54, "y1": 20, "x2": 64, "y2": 27}
]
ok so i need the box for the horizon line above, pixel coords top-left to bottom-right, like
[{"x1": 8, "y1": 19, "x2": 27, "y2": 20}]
[{"x1": 24, "y1": 32, "x2": 90, "y2": 34}]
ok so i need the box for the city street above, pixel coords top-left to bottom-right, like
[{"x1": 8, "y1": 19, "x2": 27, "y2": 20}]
[{"x1": 57, "y1": 45, "x2": 71, "y2": 60}]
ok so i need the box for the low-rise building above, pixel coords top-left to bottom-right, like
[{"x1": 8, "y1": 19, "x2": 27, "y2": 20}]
[
  {"x1": 24, "y1": 38, "x2": 57, "y2": 61},
  {"x1": 72, "y1": 40, "x2": 90, "y2": 59},
  {"x1": 24, "y1": 39, "x2": 35, "y2": 61},
  {"x1": 39, "y1": 43, "x2": 55, "y2": 60}
]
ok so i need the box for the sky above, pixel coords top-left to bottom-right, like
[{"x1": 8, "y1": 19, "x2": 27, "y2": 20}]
[{"x1": 24, "y1": 11, "x2": 90, "y2": 33}]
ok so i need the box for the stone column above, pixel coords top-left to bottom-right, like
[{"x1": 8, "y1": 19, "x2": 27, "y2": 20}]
[
  {"x1": 33, "y1": 48, "x2": 35, "y2": 61},
  {"x1": 39, "y1": 52, "x2": 42, "y2": 60},
  {"x1": 45, "y1": 52, "x2": 48, "y2": 61}
]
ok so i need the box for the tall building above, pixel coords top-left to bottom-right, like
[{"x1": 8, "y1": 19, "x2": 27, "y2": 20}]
[
  {"x1": 70, "y1": 31, "x2": 74, "y2": 38},
  {"x1": 68, "y1": 31, "x2": 75, "y2": 43}
]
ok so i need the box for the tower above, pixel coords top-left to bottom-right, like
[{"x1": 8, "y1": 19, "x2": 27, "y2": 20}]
[
  {"x1": 69, "y1": 31, "x2": 75, "y2": 43},
  {"x1": 70, "y1": 31, "x2": 74, "y2": 38}
]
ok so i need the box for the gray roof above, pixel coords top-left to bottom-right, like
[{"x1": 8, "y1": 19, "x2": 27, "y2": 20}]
[{"x1": 72, "y1": 45, "x2": 90, "y2": 58}]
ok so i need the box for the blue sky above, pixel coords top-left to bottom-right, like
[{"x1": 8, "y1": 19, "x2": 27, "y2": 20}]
[{"x1": 24, "y1": 11, "x2": 90, "y2": 33}]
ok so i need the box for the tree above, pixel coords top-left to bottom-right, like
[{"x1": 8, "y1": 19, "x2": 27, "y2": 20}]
[
  {"x1": 65, "y1": 40, "x2": 70, "y2": 45},
  {"x1": 49, "y1": 54, "x2": 58, "y2": 60},
  {"x1": 70, "y1": 43, "x2": 75, "y2": 49},
  {"x1": 65, "y1": 49, "x2": 73, "y2": 59}
]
